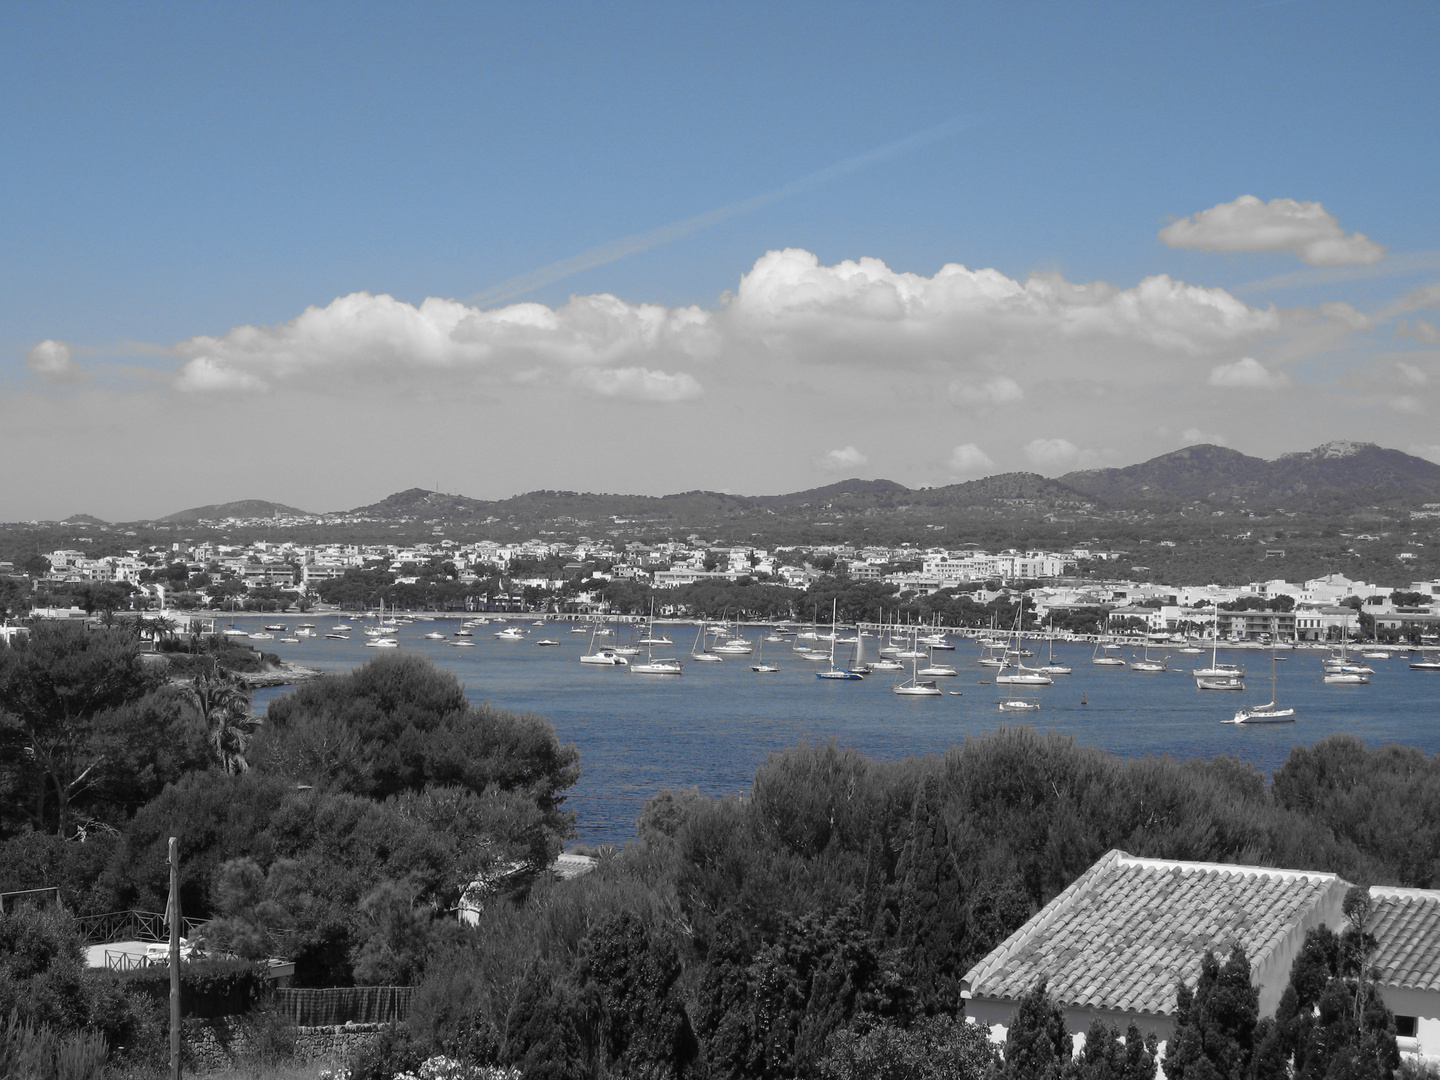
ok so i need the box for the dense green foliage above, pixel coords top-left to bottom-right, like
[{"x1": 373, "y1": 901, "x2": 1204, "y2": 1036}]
[{"x1": 5, "y1": 627, "x2": 1440, "y2": 1079}]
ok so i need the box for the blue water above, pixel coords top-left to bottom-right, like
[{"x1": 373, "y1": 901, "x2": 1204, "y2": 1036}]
[{"x1": 245, "y1": 618, "x2": 1440, "y2": 846}]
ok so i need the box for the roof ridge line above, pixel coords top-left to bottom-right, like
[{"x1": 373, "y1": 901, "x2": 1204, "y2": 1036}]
[
  {"x1": 1370, "y1": 885, "x2": 1440, "y2": 900},
  {"x1": 961, "y1": 848, "x2": 1128, "y2": 997},
  {"x1": 1115, "y1": 854, "x2": 1339, "y2": 882}
]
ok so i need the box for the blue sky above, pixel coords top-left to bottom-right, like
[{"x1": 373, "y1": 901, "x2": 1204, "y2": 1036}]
[{"x1": 3, "y1": 1, "x2": 1438, "y2": 519}]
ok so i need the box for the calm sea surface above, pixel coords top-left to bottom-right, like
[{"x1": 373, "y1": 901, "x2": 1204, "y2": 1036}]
[{"x1": 245, "y1": 617, "x2": 1440, "y2": 846}]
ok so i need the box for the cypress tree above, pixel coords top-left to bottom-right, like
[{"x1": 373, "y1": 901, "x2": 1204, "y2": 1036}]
[
  {"x1": 1163, "y1": 946, "x2": 1258, "y2": 1080},
  {"x1": 894, "y1": 774, "x2": 967, "y2": 1014},
  {"x1": 1003, "y1": 977, "x2": 1071, "y2": 1080}
]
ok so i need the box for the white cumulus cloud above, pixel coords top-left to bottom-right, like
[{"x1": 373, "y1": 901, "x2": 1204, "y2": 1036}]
[
  {"x1": 819, "y1": 446, "x2": 868, "y2": 471},
  {"x1": 1207, "y1": 356, "x2": 1291, "y2": 389},
  {"x1": 25, "y1": 339, "x2": 83, "y2": 382},
  {"x1": 945, "y1": 443, "x2": 995, "y2": 477},
  {"x1": 1181, "y1": 427, "x2": 1228, "y2": 446},
  {"x1": 1395, "y1": 361, "x2": 1429, "y2": 387},
  {"x1": 1160, "y1": 195, "x2": 1385, "y2": 266},
  {"x1": 569, "y1": 366, "x2": 702, "y2": 402},
  {"x1": 169, "y1": 290, "x2": 715, "y2": 400},
  {"x1": 1024, "y1": 438, "x2": 1087, "y2": 472}
]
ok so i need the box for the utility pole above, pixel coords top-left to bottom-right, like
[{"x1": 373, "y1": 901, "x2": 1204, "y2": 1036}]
[{"x1": 168, "y1": 836, "x2": 181, "y2": 1080}]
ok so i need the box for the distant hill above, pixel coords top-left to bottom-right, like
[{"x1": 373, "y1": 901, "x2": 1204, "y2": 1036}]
[
  {"x1": 142, "y1": 441, "x2": 1440, "y2": 531},
  {"x1": 1061, "y1": 441, "x2": 1440, "y2": 511},
  {"x1": 62, "y1": 513, "x2": 109, "y2": 525},
  {"x1": 159, "y1": 499, "x2": 316, "y2": 523}
]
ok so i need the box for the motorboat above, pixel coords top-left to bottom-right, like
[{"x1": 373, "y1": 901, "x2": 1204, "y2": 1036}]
[
  {"x1": 365, "y1": 637, "x2": 399, "y2": 649},
  {"x1": 997, "y1": 697, "x2": 1041, "y2": 712},
  {"x1": 1322, "y1": 671, "x2": 1369, "y2": 684},
  {"x1": 295, "y1": 628, "x2": 315, "y2": 638},
  {"x1": 324, "y1": 633, "x2": 350, "y2": 641},
  {"x1": 535, "y1": 639, "x2": 560, "y2": 647},
  {"x1": 453, "y1": 629, "x2": 473, "y2": 637},
  {"x1": 223, "y1": 627, "x2": 248, "y2": 637},
  {"x1": 580, "y1": 623, "x2": 628, "y2": 666},
  {"x1": 1196, "y1": 675, "x2": 1245, "y2": 691},
  {"x1": 249, "y1": 632, "x2": 274, "y2": 641},
  {"x1": 446, "y1": 639, "x2": 475, "y2": 648},
  {"x1": 868, "y1": 657, "x2": 904, "y2": 671},
  {"x1": 713, "y1": 639, "x2": 754, "y2": 655},
  {"x1": 423, "y1": 632, "x2": 446, "y2": 640},
  {"x1": 494, "y1": 627, "x2": 527, "y2": 641},
  {"x1": 264, "y1": 623, "x2": 287, "y2": 632},
  {"x1": 580, "y1": 648, "x2": 628, "y2": 666}
]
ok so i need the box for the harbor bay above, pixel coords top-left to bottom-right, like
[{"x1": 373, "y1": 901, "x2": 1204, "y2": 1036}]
[{"x1": 249, "y1": 617, "x2": 1440, "y2": 846}]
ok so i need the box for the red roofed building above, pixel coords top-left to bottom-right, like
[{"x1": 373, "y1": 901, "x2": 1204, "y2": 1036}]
[{"x1": 961, "y1": 850, "x2": 1440, "y2": 1063}]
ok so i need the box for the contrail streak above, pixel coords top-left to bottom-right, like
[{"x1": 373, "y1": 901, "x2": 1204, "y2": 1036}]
[{"x1": 470, "y1": 116, "x2": 981, "y2": 307}]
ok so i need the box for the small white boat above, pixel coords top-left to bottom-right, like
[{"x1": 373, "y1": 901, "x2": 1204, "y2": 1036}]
[
  {"x1": 917, "y1": 662, "x2": 958, "y2": 677},
  {"x1": 1323, "y1": 671, "x2": 1369, "y2": 684},
  {"x1": 324, "y1": 633, "x2": 350, "y2": 641},
  {"x1": 1410, "y1": 658, "x2": 1440, "y2": 671},
  {"x1": 998, "y1": 697, "x2": 1041, "y2": 712},
  {"x1": 264, "y1": 623, "x2": 287, "y2": 632},
  {"x1": 570, "y1": 625, "x2": 591, "y2": 634},
  {"x1": 893, "y1": 679, "x2": 943, "y2": 697},
  {"x1": 1226, "y1": 661, "x2": 1294, "y2": 723},
  {"x1": 365, "y1": 637, "x2": 399, "y2": 649},
  {"x1": 223, "y1": 627, "x2": 248, "y2": 637},
  {"x1": 868, "y1": 658, "x2": 904, "y2": 671},
  {"x1": 454, "y1": 629, "x2": 473, "y2": 637},
  {"x1": 423, "y1": 632, "x2": 446, "y2": 640},
  {"x1": 295, "y1": 628, "x2": 315, "y2": 638},
  {"x1": 1197, "y1": 675, "x2": 1245, "y2": 691},
  {"x1": 495, "y1": 627, "x2": 527, "y2": 641},
  {"x1": 446, "y1": 639, "x2": 476, "y2": 648},
  {"x1": 248, "y1": 632, "x2": 274, "y2": 641},
  {"x1": 333, "y1": 623, "x2": 353, "y2": 632},
  {"x1": 751, "y1": 661, "x2": 780, "y2": 673},
  {"x1": 535, "y1": 639, "x2": 560, "y2": 647},
  {"x1": 580, "y1": 649, "x2": 628, "y2": 666},
  {"x1": 631, "y1": 655, "x2": 683, "y2": 675},
  {"x1": 278, "y1": 636, "x2": 300, "y2": 644}
]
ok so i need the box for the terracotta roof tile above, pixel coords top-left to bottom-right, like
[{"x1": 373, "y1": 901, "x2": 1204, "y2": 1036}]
[
  {"x1": 1368, "y1": 888, "x2": 1440, "y2": 993},
  {"x1": 962, "y1": 850, "x2": 1342, "y2": 1016}
]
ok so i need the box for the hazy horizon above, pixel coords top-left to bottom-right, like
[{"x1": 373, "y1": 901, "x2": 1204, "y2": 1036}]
[{"x1": 4, "y1": 3, "x2": 1438, "y2": 521}]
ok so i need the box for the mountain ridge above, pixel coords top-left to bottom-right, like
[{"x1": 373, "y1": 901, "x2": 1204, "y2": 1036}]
[{"x1": 129, "y1": 442, "x2": 1440, "y2": 525}]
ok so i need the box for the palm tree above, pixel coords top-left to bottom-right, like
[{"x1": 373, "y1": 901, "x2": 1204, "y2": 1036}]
[{"x1": 184, "y1": 665, "x2": 262, "y2": 774}]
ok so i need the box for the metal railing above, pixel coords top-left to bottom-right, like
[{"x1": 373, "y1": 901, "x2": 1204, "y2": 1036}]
[{"x1": 75, "y1": 909, "x2": 207, "y2": 946}]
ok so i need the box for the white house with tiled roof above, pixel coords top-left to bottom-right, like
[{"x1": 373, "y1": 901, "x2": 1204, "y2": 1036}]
[
  {"x1": 1368, "y1": 886, "x2": 1440, "y2": 1060},
  {"x1": 962, "y1": 851, "x2": 1440, "y2": 1064},
  {"x1": 960, "y1": 850, "x2": 1351, "y2": 1041}
]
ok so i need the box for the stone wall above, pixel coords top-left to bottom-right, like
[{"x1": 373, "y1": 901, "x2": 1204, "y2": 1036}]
[{"x1": 182, "y1": 1016, "x2": 386, "y2": 1072}]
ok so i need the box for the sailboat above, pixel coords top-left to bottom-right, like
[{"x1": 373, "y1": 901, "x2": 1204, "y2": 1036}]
[
  {"x1": 690, "y1": 624, "x2": 723, "y2": 662},
  {"x1": 1034, "y1": 627, "x2": 1072, "y2": 675},
  {"x1": 995, "y1": 611, "x2": 1052, "y2": 684},
  {"x1": 1322, "y1": 617, "x2": 1372, "y2": 681},
  {"x1": 1128, "y1": 642, "x2": 1168, "y2": 673},
  {"x1": 1225, "y1": 654, "x2": 1295, "y2": 724},
  {"x1": 892, "y1": 655, "x2": 942, "y2": 696},
  {"x1": 631, "y1": 637, "x2": 683, "y2": 675},
  {"x1": 816, "y1": 600, "x2": 864, "y2": 680},
  {"x1": 750, "y1": 636, "x2": 780, "y2": 673},
  {"x1": 1091, "y1": 638, "x2": 1126, "y2": 667},
  {"x1": 1193, "y1": 604, "x2": 1244, "y2": 680}
]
